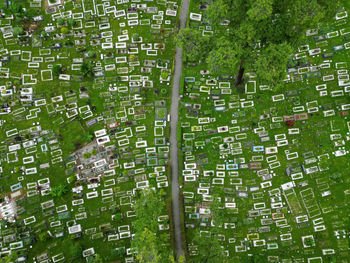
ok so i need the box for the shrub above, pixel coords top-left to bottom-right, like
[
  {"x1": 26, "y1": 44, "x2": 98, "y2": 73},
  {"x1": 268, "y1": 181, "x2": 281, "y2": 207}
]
[
  {"x1": 13, "y1": 27, "x2": 24, "y2": 36},
  {"x1": 67, "y1": 18, "x2": 75, "y2": 27},
  {"x1": 83, "y1": 152, "x2": 91, "y2": 159},
  {"x1": 60, "y1": 27, "x2": 69, "y2": 34},
  {"x1": 161, "y1": 71, "x2": 169, "y2": 80},
  {"x1": 57, "y1": 18, "x2": 65, "y2": 25},
  {"x1": 132, "y1": 33, "x2": 140, "y2": 41},
  {"x1": 87, "y1": 50, "x2": 96, "y2": 58},
  {"x1": 52, "y1": 64, "x2": 62, "y2": 76}
]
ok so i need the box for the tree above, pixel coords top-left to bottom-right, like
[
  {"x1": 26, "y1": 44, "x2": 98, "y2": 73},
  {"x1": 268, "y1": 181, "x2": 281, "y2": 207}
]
[
  {"x1": 13, "y1": 27, "x2": 24, "y2": 36},
  {"x1": 52, "y1": 64, "x2": 62, "y2": 76},
  {"x1": 206, "y1": 37, "x2": 242, "y2": 75},
  {"x1": 179, "y1": 0, "x2": 342, "y2": 87},
  {"x1": 60, "y1": 27, "x2": 69, "y2": 34},
  {"x1": 191, "y1": 230, "x2": 227, "y2": 263},
  {"x1": 176, "y1": 28, "x2": 213, "y2": 62},
  {"x1": 190, "y1": 194, "x2": 228, "y2": 262},
  {"x1": 4, "y1": 3, "x2": 25, "y2": 21},
  {"x1": 134, "y1": 228, "x2": 162, "y2": 263},
  {"x1": 80, "y1": 62, "x2": 94, "y2": 77},
  {"x1": 131, "y1": 189, "x2": 174, "y2": 263},
  {"x1": 255, "y1": 43, "x2": 292, "y2": 85},
  {"x1": 50, "y1": 184, "x2": 69, "y2": 198}
]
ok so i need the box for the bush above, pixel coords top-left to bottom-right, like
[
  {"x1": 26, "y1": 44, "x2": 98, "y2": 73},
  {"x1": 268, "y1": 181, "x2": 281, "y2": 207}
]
[
  {"x1": 132, "y1": 33, "x2": 140, "y2": 41},
  {"x1": 60, "y1": 27, "x2": 69, "y2": 34},
  {"x1": 67, "y1": 18, "x2": 75, "y2": 27},
  {"x1": 129, "y1": 54, "x2": 136, "y2": 61},
  {"x1": 57, "y1": 18, "x2": 65, "y2": 25},
  {"x1": 91, "y1": 149, "x2": 97, "y2": 155},
  {"x1": 161, "y1": 71, "x2": 169, "y2": 80},
  {"x1": 13, "y1": 27, "x2": 24, "y2": 36},
  {"x1": 87, "y1": 50, "x2": 96, "y2": 58},
  {"x1": 83, "y1": 152, "x2": 91, "y2": 159},
  {"x1": 52, "y1": 64, "x2": 62, "y2": 76}
]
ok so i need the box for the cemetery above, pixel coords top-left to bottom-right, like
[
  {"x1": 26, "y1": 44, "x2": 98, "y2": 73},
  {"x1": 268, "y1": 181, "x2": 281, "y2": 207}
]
[
  {"x1": 177, "y1": 1, "x2": 350, "y2": 262},
  {"x1": 0, "y1": 0, "x2": 349, "y2": 262},
  {"x1": 0, "y1": 0, "x2": 179, "y2": 262}
]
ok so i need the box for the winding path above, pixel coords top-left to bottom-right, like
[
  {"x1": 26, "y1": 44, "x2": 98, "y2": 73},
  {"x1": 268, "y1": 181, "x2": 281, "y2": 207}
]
[{"x1": 171, "y1": 0, "x2": 190, "y2": 259}]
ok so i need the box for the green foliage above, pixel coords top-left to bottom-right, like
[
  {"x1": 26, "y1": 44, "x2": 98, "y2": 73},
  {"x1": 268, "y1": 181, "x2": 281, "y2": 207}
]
[
  {"x1": 161, "y1": 71, "x2": 169, "y2": 80},
  {"x1": 176, "y1": 28, "x2": 213, "y2": 62},
  {"x1": 330, "y1": 172, "x2": 343, "y2": 183},
  {"x1": 52, "y1": 64, "x2": 62, "y2": 76},
  {"x1": 247, "y1": 0, "x2": 273, "y2": 21},
  {"x1": 13, "y1": 27, "x2": 24, "y2": 36},
  {"x1": 50, "y1": 184, "x2": 69, "y2": 198},
  {"x1": 1, "y1": 251, "x2": 18, "y2": 263},
  {"x1": 91, "y1": 149, "x2": 97, "y2": 155},
  {"x1": 304, "y1": 237, "x2": 314, "y2": 247},
  {"x1": 82, "y1": 132, "x2": 93, "y2": 142},
  {"x1": 87, "y1": 51, "x2": 96, "y2": 58},
  {"x1": 129, "y1": 54, "x2": 137, "y2": 61},
  {"x1": 60, "y1": 27, "x2": 69, "y2": 34},
  {"x1": 191, "y1": 230, "x2": 227, "y2": 263},
  {"x1": 67, "y1": 18, "x2": 76, "y2": 27},
  {"x1": 131, "y1": 190, "x2": 174, "y2": 263},
  {"x1": 70, "y1": 244, "x2": 82, "y2": 258},
  {"x1": 206, "y1": 37, "x2": 242, "y2": 75},
  {"x1": 198, "y1": 0, "x2": 340, "y2": 86},
  {"x1": 80, "y1": 62, "x2": 94, "y2": 77},
  {"x1": 83, "y1": 152, "x2": 91, "y2": 159},
  {"x1": 255, "y1": 43, "x2": 292, "y2": 86},
  {"x1": 134, "y1": 228, "x2": 162, "y2": 263},
  {"x1": 93, "y1": 254, "x2": 103, "y2": 263},
  {"x1": 57, "y1": 18, "x2": 65, "y2": 26},
  {"x1": 113, "y1": 213, "x2": 122, "y2": 222},
  {"x1": 132, "y1": 33, "x2": 140, "y2": 41},
  {"x1": 38, "y1": 231, "x2": 50, "y2": 242}
]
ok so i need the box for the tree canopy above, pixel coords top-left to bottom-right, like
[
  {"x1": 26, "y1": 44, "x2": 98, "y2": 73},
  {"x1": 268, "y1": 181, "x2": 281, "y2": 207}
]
[
  {"x1": 175, "y1": 28, "x2": 213, "y2": 63},
  {"x1": 190, "y1": 195, "x2": 228, "y2": 262},
  {"x1": 177, "y1": 0, "x2": 342, "y2": 87},
  {"x1": 131, "y1": 189, "x2": 175, "y2": 263}
]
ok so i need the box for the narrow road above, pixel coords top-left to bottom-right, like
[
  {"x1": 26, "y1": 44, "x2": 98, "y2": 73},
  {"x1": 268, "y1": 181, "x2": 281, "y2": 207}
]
[{"x1": 171, "y1": 0, "x2": 190, "y2": 260}]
